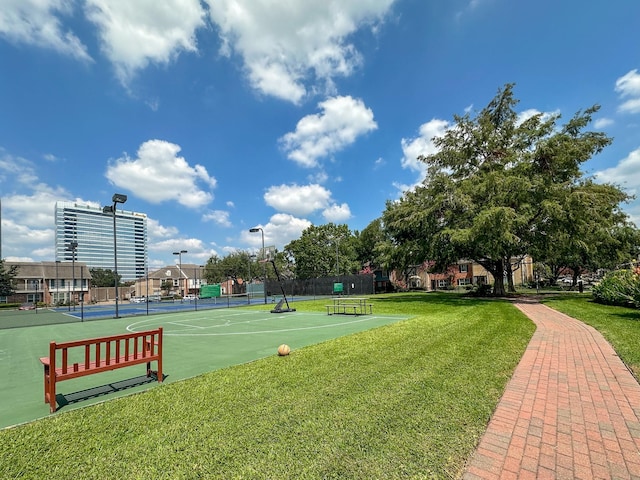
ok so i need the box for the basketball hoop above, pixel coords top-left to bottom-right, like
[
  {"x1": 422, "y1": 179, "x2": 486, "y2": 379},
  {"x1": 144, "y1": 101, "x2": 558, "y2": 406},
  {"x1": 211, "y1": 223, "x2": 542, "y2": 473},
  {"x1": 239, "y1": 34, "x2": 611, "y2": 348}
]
[{"x1": 260, "y1": 245, "x2": 276, "y2": 263}]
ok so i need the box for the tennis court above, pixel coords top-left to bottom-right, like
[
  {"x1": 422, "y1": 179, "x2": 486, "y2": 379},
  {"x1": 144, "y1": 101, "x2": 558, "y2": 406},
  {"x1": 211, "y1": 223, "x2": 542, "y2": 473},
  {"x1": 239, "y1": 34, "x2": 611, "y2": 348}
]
[
  {"x1": 47, "y1": 294, "x2": 307, "y2": 322},
  {"x1": 0, "y1": 302, "x2": 407, "y2": 429}
]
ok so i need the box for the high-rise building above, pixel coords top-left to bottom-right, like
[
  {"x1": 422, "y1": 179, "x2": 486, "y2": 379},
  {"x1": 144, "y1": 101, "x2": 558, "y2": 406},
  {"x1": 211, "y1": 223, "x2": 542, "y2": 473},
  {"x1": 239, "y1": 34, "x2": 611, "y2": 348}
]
[{"x1": 54, "y1": 202, "x2": 147, "y2": 280}]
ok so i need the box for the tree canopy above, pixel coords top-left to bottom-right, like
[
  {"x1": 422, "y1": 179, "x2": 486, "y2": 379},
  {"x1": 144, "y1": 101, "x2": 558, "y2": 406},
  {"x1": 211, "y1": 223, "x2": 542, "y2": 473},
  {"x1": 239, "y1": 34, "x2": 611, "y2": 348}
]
[
  {"x1": 89, "y1": 268, "x2": 122, "y2": 287},
  {"x1": 203, "y1": 252, "x2": 252, "y2": 284},
  {"x1": 353, "y1": 218, "x2": 390, "y2": 273},
  {"x1": 0, "y1": 260, "x2": 18, "y2": 297},
  {"x1": 382, "y1": 84, "x2": 633, "y2": 295},
  {"x1": 284, "y1": 223, "x2": 360, "y2": 279}
]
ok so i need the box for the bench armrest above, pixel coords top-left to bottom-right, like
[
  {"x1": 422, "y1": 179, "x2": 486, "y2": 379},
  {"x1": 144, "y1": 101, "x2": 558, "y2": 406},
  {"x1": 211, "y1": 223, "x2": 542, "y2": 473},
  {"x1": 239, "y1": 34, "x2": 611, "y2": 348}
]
[{"x1": 40, "y1": 357, "x2": 50, "y2": 366}]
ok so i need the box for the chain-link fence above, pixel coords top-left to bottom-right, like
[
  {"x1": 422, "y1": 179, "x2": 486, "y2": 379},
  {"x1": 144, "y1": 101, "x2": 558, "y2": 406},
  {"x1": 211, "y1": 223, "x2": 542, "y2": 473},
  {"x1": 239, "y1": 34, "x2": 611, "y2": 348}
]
[{"x1": 265, "y1": 274, "x2": 375, "y2": 298}]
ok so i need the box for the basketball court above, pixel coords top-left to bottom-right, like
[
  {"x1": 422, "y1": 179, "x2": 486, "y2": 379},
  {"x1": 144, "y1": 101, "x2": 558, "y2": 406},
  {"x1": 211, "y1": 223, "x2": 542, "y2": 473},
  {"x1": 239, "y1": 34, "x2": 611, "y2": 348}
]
[{"x1": 0, "y1": 303, "x2": 407, "y2": 429}]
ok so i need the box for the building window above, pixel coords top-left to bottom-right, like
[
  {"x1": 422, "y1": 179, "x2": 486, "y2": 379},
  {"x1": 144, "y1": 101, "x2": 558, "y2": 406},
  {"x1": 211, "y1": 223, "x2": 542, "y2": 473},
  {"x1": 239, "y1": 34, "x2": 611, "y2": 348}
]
[
  {"x1": 437, "y1": 279, "x2": 448, "y2": 288},
  {"x1": 459, "y1": 264, "x2": 468, "y2": 273},
  {"x1": 458, "y1": 278, "x2": 471, "y2": 286}
]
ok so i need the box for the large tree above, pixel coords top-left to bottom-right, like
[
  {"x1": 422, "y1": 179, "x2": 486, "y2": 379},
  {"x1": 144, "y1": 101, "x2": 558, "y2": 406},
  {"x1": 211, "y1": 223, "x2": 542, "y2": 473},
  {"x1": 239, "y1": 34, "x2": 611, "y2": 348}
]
[
  {"x1": 284, "y1": 223, "x2": 359, "y2": 279},
  {"x1": 383, "y1": 84, "x2": 627, "y2": 296},
  {"x1": 532, "y1": 180, "x2": 636, "y2": 286}
]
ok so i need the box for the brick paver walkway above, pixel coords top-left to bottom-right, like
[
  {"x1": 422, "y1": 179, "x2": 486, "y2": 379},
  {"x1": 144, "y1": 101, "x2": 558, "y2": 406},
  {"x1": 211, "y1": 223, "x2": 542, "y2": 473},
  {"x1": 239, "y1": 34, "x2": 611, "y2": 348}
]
[{"x1": 463, "y1": 300, "x2": 640, "y2": 480}]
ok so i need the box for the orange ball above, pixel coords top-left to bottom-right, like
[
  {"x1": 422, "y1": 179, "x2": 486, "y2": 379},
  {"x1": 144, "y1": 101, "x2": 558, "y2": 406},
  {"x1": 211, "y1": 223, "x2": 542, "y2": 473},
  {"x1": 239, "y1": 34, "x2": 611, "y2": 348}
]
[{"x1": 277, "y1": 344, "x2": 291, "y2": 356}]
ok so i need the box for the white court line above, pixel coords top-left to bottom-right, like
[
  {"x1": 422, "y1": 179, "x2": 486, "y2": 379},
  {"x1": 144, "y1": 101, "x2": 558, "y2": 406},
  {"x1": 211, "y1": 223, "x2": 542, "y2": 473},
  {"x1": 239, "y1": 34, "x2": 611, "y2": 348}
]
[
  {"x1": 167, "y1": 321, "x2": 206, "y2": 329},
  {"x1": 128, "y1": 312, "x2": 405, "y2": 336}
]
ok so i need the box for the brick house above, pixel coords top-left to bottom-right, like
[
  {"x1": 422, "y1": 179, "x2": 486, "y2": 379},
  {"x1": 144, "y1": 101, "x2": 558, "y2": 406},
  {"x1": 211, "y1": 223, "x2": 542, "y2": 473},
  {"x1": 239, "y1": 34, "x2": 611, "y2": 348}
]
[{"x1": 3, "y1": 261, "x2": 91, "y2": 305}]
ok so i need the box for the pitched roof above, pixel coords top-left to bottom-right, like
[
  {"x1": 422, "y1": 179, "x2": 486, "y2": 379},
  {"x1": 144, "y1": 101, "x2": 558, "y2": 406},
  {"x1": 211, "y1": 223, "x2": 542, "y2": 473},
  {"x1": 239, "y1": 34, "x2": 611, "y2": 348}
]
[{"x1": 5, "y1": 261, "x2": 93, "y2": 280}]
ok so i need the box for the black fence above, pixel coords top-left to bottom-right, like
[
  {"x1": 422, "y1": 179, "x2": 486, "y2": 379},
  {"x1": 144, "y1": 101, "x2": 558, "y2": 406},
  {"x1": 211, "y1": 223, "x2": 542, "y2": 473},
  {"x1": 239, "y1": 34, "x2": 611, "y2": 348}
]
[{"x1": 265, "y1": 274, "x2": 375, "y2": 298}]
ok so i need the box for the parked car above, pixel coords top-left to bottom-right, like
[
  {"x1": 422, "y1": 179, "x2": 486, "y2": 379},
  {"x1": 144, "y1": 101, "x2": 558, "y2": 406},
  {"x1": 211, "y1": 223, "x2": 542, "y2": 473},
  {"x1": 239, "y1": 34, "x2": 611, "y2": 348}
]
[
  {"x1": 183, "y1": 294, "x2": 198, "y2": 301},
  {"x1": 19, "y1": 302, "x2": 36, "y2": 310}
]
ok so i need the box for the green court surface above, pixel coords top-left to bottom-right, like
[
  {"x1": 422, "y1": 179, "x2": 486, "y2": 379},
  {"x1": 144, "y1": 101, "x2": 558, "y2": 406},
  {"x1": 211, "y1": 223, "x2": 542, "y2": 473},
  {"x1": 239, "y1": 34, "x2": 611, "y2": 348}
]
[{"x1": 0, "y1": 305, "x2": 407, "y2": 429}]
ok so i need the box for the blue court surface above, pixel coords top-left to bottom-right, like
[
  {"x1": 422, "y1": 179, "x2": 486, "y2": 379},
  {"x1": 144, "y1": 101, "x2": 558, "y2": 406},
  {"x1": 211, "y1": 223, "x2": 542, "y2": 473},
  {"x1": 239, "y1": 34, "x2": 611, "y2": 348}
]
[{"x1": 51, "y1": 295, "x2": 315, "y2": 321}]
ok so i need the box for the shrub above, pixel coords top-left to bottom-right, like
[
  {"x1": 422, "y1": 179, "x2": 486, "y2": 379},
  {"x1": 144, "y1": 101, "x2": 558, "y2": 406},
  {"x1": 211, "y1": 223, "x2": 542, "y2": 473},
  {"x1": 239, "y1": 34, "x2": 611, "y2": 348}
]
[
  {"x1": 467, "y1": 283, "x2": 493, "y2": 297},
  {"x1": 0, "y1": 303, "x2": 20, "y2": 310},
  {"x1": 592, "y1": 269, "x2": 640, "y2": 308}
]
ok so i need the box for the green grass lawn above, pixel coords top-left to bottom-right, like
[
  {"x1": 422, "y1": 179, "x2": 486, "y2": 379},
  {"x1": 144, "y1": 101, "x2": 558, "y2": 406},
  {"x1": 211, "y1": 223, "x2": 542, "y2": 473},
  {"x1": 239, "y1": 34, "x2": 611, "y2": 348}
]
[
  {"x1": 10, "y1": 292, "x2": 638, "y2": 478},
  {"x1": 540, "y1": 293, "x2": 640, "y2": 377}
]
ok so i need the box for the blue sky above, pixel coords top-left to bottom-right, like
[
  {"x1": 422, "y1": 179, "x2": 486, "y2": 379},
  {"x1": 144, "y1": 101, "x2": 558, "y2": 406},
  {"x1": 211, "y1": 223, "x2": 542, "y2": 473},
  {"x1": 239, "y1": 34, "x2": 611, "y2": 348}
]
[{"x1": 1, "y1": 0, "x2": 639, "y2": 270}]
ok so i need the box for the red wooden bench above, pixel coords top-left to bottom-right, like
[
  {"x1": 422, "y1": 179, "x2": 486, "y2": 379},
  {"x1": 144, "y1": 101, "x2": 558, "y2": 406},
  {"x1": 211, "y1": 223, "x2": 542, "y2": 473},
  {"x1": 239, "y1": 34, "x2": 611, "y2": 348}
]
[{"x1": 40, "y1": 328, "x2": 163, "y2": 413}]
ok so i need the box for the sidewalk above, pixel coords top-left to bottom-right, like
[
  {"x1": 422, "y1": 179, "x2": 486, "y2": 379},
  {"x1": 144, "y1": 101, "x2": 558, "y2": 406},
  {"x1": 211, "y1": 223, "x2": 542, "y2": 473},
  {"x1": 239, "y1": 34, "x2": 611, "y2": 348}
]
[{"x1": 463, "y1": 300, "x2": 640, "y2": 480}]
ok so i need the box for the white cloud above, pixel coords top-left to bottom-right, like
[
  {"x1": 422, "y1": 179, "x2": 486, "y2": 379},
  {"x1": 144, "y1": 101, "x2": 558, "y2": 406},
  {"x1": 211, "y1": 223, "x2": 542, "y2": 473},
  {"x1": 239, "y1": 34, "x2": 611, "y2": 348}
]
[
  {"x1": 105, "y1": 139, "x2": 216, "y2": 208},
  {"x1": 242, "y1": 213, "x2": 312, "y2": 251},
  {"x1": 400, "y1": 118, "x2": 449, "y2": 177},
  {"x1": 0, "y1": 150, "x2": 41, "y2": 187},
  {"x1": 0, "y1": 149, "x2": 104, "y2": 260},
  {"x1": 206, "y1": 0, "x2": 395, "y2": 103},
  {"x1": 203, "y1": 210, "x2": 232, "y2": 227},
  {"x1": 307, "y1": 170, "x2": 329, "y2": 184},
  {"x1": 594, "y1": 118, "x2": 614, "y2": 129},
  {"x1": 0, "y1": 152, "x2": 99, "y2": 228},
  {"x1": 149, "y1": 237, "x2": 217, "y2": 265},
  {"x1": 516, "y1": 108, "x2": 560, "y2": 126},
  {"x1": 146, "y1": 217, "x2": 179, "y2": 240},
  {"x1": 594, "y1": 147, "x2": 640, "y2": 226},
  {"x1": 85, "y1": 0, "x2": 206, "y2": 84},
  {"x1": 595, "y1": 147, "x2": 640, "y2": 196},
  {"x1": 264, "y1": 184, "x2": 332, "y2": 217},
  {"x1": 0, "y1": 0, "x2": 92, "y2": 61},
  {"x1": 322, "y1": 203, "x2": 351, "y2": 222},
  {"x1": 616, "y1": 69, "x2": 640, "y2": 114},
  {"x1": 2, "y1": 217, "x2": 54, "y2": 246},
  {"x1": 1, "y1": 191, "x2": 92, "y2": 261},
  {"x1": 280, "y1": 96, "x2": 378, "y2": 168}
]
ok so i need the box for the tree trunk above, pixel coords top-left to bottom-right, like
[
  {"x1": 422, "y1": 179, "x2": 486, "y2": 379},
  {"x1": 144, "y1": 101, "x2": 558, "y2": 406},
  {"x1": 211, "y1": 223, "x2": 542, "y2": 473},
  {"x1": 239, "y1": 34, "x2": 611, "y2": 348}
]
[
  {"x1": 491, "y1": 259, "x2": 507, "y2": 296},
  {"x1": 505, "y1": 258, "x2": 516, "y2": 293},
  {"x1": 570, "y1": 267, "x2": 583, "y2": 291}
]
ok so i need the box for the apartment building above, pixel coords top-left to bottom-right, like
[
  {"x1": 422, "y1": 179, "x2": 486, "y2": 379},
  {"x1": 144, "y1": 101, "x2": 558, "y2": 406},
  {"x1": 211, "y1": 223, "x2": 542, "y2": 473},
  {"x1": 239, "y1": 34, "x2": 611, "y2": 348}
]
[{"x1": 54, "y1": 201, "x2": 147, "y2": 281}]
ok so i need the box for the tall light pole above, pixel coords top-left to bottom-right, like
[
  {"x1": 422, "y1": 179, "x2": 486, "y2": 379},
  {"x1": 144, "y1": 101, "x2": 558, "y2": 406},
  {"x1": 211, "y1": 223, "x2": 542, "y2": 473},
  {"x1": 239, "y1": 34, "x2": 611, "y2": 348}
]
[
  {"x1": 247, "y1": 253, "x2": 256, "y2": 304},
  {"x1": 66, "y1": 241, "x2": 78, "y2": 311},
  {"x1": 173, "y1": 249, "x2": 187, "y2": 299},
  {"x1": 249, "y1": 227, "x2": 266, "y2": 304},
  {"x1": 335, "y1": 237, "x2": 340, "y2": 277},
  {"x1": 80, "y1": 265, "x2": 84, "y2": 321},
  {"x1": 103, "y1": 193, "x2": 127, "y2": 318},
  {"x1": 55, "y1": 260, "x2": 60, "y2": 306}
]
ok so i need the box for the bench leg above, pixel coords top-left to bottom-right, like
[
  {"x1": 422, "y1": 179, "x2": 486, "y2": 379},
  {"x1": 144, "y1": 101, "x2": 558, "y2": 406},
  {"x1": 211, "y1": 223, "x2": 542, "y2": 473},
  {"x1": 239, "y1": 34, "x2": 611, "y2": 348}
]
[
  {"x1": 49, "y1": 376, "x2": 57, "y2": 413},
  {"x1": 43, "y1": 364, "x2": 49, "y2": 404},
  {"x1": 147, "y1": 360, "x2": 163, "y2": 383},
  {"x1": 43, "y1": 365, "x2": 57, "y2": 413},
  {"x1": 157, "y1": 358, "x2": 163, "y2": 383}
]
